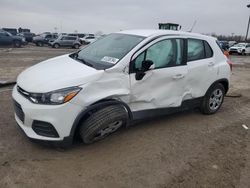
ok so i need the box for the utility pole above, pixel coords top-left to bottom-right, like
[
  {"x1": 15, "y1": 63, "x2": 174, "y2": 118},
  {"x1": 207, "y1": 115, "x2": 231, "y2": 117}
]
[{"x1": 245, "y1": 4, "x2": 250, "y2": 42}]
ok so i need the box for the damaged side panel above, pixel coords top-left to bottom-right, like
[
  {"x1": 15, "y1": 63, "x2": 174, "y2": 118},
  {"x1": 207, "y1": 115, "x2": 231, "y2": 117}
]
[
  {"x1": 129, "y1": 66, "x2": 192, "y2": 112},
  {"x1": 71, "y1": 69, "x2": 131, "y2": 108}
]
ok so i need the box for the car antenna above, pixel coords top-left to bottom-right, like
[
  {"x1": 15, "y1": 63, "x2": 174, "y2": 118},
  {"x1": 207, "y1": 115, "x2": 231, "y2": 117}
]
[{"x1": 189, "y1": 20, "x2": 197, "y2": 32}]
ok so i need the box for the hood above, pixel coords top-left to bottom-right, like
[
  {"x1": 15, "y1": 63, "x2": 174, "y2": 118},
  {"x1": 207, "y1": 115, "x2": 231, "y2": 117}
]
[
  {"x1": 230, "y1": 46, "x2": 245, "y2": 50},
  {"x1": 17, "y1": 54, "x2": 103, "y2": 92}
]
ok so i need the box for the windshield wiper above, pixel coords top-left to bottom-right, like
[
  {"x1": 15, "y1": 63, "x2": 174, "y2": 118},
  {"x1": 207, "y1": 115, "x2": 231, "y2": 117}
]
[
  {"x1": 76, "y1": 57, "x2": 93, "y2": 67},
  {"x1": 70, "y1": 53, "x2": 93, "y2": 68}
]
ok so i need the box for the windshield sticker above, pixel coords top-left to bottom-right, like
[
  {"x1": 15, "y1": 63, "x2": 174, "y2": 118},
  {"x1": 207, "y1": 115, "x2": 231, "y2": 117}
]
[{"x1": 101, "y1": 56, "x2": 119, "y2": 64}]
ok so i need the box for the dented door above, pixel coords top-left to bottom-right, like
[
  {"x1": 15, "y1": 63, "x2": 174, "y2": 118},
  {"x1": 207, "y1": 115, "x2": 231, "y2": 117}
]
[{"x1": 129, "y1": 37, "x2": 190, "y2": 112}]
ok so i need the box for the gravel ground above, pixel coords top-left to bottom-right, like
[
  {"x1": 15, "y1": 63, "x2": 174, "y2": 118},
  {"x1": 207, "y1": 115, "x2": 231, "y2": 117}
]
[{"x1": 0, "y1": 46, "x2": 249, "y2": 188}]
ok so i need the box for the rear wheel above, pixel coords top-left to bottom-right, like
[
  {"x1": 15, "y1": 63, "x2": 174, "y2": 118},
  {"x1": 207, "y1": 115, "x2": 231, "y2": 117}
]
[
  {"x1": 37, "y1": 41, "x2": 43, "y2": 47},
  {"x1": 79, "y1": 105, "x2": 127, "y2": 144},
  {"x1": 73, "y1": 44, "x2": 80, "y2": 49},
  {"x1": 13, "y1": 40, "x2": 21, "y2": 48},
  {"x1": 242, "y1": 50, "x2": 246, "y2": 55},
  {"x1": 53, "y1": 43, "x2": 60, "y2": 48},
  {"x1": 200, "y1": 83, "x2": 225, "y2": 114}
]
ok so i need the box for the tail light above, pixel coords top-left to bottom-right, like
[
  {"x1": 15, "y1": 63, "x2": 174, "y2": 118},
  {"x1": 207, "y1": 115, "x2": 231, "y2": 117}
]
[
  {"x1": 223, "y1": 51, "x2": 232, "y2": 71},
  {"x1": 227, "y1": 59, "x2": 233, "y2": 71},
  {"x1": 223, "y1": 50, "x2": 230, "y2": 58}
]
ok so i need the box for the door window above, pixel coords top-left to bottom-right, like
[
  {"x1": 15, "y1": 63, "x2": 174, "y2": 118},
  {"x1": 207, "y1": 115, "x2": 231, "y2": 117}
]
[
  {"x1": 45, "y1": 35, "x2": 52, "y2": 39},
  {"x1": 65, "y1": 36, "x2": 76, "y2": 40},
  {"x1": 133, "y1": 39, "x2": 184, "y2": 71},
  {"x1": 204, "y1": 41, "x2": 213, "y2": 58},
  {"x1": 187, "y1": 39, "x2": 205, "y2": 61},
  {"x1": 187, "y1": 39, "x2": 213, "y2": 61}
]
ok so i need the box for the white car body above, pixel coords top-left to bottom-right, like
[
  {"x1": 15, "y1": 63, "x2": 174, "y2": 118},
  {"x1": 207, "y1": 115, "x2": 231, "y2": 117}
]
[
  {"x1": 229, "y1": 43, "x2": 250, "y2": 55},
  {"x1": 12, "y1": 29, "x2": 231, "y2": 146}
]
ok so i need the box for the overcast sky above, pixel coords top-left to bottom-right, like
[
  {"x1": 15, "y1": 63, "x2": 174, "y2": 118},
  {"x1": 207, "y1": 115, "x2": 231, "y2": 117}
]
[{"x1": 0, "y1": 0, "x2": 249, "y2": 36}]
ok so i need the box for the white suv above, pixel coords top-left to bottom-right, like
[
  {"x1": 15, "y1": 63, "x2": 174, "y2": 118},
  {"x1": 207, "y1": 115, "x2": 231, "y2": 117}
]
[
  {"x1": 12, "y1": 30, "x2": 231, "y2": 146},
  {"x1": 229, "y1": 43, "x2": 250, "y2": 55}
]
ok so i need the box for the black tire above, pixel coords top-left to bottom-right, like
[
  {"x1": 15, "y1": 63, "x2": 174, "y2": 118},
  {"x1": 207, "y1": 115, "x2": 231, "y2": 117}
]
[
  {"x1": 242, "y1": 50, "x2": 246, "y2": 56},
  {"x1": 200, "y1": 83, "x2": 225, "y2": 115},
  {"x1": 79, "y1": 105, "x2": 127, "y2": 144},
  {"x1": 53, "y1": 43, "x2": 60, "y2": 48},
  {"x1": 37, "y1": 41, "x2": 43, "y2": 47},
  {"x1": 13, "y1": 40, "x2": 21, "y2": 48},
  {"x1": 74, "y1": 44, "x2": 80, "y2": 49}
]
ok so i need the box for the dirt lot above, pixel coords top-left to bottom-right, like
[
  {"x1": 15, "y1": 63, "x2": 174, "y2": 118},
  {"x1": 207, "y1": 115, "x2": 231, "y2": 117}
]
[{"x1": 0, "y1": 46, "x2": 250, "y2": 188}]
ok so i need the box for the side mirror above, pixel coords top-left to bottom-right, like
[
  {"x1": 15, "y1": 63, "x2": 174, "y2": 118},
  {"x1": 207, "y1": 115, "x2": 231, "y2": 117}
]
[
  {"x1": 135, "y1": 60, "x2": 154, "y2": 80},
  {"x1": 141, "y1": 60, "x2": 154, "y2": 72}
]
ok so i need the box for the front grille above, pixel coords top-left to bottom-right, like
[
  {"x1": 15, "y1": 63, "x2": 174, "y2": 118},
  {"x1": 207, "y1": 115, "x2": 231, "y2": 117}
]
[
  {"x1": 229, "y1": 49, "x2": 238, "y2": 52},
  {"x1": 32, "y1": 120, "x2": 59, "y2": 138},
  {"x1": 13, "y1": 100, "x2": 25, "y2": 123}
]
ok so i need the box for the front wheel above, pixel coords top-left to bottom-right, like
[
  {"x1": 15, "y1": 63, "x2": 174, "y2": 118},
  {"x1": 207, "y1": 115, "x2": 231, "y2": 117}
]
[
  {"x1": 13, "y1": 40, "x2": 21, "y2": 48},
  {"x1": 200, "y1": 83, "x2": 225, "y2": 114},
  {"x1": 79, "y1": 105, "x2": 127, "y2": 144}
]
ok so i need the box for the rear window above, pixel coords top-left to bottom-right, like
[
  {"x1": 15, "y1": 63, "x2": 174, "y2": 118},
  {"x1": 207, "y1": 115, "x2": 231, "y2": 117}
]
[
  {"x1": 204, "y1": 41, "x2": 213, "y2": 58},
  {"x1": 188, "y1": 39, "x2": 213, "y2": 62}
]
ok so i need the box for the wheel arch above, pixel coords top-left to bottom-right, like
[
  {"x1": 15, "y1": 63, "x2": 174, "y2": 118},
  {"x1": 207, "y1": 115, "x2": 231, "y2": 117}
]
[
  {"x1": 53, "y1": 43, "x2": 60, "y2": 47},
  {"x1": 69, "y1": 98, "x2": 133, "y2": 140},
  {"x1": 206, "y1": 78, "x2": 229, "y2": 95},
  {"x1": 13, "y1": 40, "x2": 21, "y2": 47}
]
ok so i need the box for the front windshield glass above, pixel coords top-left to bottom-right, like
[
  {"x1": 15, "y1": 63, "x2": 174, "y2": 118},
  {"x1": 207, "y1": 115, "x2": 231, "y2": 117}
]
[
  {"x1": 5, "y1": 31, "x2": 12, "y2": 36},
  {"x1": 73, "y1": 33, "x2": 145, "y2": 69}
]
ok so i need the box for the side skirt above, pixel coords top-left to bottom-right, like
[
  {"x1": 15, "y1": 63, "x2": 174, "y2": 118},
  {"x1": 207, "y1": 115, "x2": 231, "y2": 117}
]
[{"x1": 131, "y1": 97, "x2": 203, "y2": 121}]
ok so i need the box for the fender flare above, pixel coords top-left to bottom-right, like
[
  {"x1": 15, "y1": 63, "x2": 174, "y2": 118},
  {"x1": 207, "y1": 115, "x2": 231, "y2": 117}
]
[
  {"x1": 68, "y1": 99, "x2": 133, "y2": 141},
  {"x1": 205, "y1": 78, "x2": 229, "y2": 95}
]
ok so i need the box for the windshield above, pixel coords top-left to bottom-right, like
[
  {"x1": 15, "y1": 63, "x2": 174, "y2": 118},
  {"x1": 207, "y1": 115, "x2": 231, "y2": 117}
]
[{"x1": 71, "y1": 33, "x2": 145, "y2": 69}]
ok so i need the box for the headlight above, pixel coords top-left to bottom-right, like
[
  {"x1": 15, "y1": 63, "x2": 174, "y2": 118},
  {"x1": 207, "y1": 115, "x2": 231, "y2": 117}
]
[
  {"x1": 22, "y1": 38, "x2": 25, "y2": 42},
  {"x1": 28, "y1": 87, "x2": 81, "y2": 105}
]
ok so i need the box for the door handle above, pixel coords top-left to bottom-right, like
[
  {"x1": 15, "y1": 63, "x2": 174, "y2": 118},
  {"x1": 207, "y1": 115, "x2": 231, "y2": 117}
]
[
  {"x1": 208, "y1": 62, "x2": 215, "y2": 67},
  {"x1": 173, "y1": 74, "x2": 184, "y2": 80}
]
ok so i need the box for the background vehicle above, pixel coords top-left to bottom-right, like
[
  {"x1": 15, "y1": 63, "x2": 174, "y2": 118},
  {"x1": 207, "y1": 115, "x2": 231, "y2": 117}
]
[
  {"x1": 81, "y1": 35, "x2": 97, "y2": 44},
  {"x1": 229, "y1": 43, "x2": 250, "y2": 55},
  {"x1": 218, "y1": 41, "x2": 229, "y2": 51},
  {"x1": 17, "y1": 32, "x2": 35, "y2": 43},
  {"x1": 158, "y1": 22, "x2": 181, "y2": 30},
  {"x1": 228, "y1": 41, "x2": 237, "y2": 47},
  {"x1": 79, "y1": 34, "x2": 94, "y2": 43},
  {"x1": 68, "y1": 33, "x2": 86, "y2": 38},
  {"x1": 2, "y1": 28, "x2": 18, "y2": 35},
  {"x1": 18, "y1": 28, "x2": 31, "y2": 33},
  {"x1": 13, "y1": 30, "x2": 231, "y2": 146},
  {"x1": 49, "y1": 35, "x2": 81, "y2": 48},
  {"x1": 33, "y1": 33, "x2": 58, "y2": 46},
  {"x1": 0, "y1": 29, "x2": 25, "y2": 47}
]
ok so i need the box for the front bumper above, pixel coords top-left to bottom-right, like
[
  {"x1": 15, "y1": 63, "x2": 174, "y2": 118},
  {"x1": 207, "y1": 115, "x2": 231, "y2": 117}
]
[
  {"x1": 12, "y1": 85, "x2": 83, "y2": 143},
  {"x1": 229, "y1": 49, "x2": 242, "y2": 53}
]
